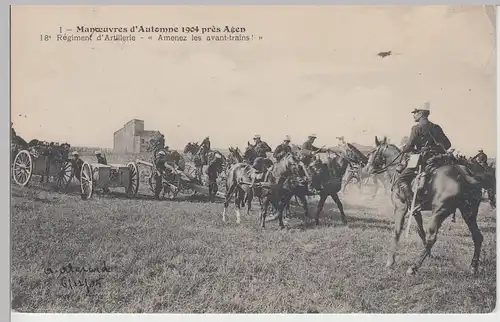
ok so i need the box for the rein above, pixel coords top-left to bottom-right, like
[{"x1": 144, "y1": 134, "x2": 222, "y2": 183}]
[{"x1": 371, "y1": 145, "x2": 404, "y2": 175}]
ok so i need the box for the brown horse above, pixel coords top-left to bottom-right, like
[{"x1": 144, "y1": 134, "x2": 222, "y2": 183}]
[
  {"x1": 223, "y1": 153, "x2": 308, "y2": 228},
  {"x1": 466, "y1": 158, "x2": 496, "y2": 209},
  {"x1": 365, "y1": 136, "x2": 484, "y2": 275},
  {"x1": 256, "y1": 153, "x2": 309, "y2": 229},
  {"x1": 308, "y1": 152, "x2": 351, "y2": 225}
]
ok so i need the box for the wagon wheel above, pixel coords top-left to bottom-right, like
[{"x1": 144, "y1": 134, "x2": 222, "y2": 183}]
[
  {"x1": 12, "y1": 150, "x2": 33, "y2": 186},
  {"x1": 80, "y1": 162, "x2": 94, "y2": 200},
  {"x1": 126, "y1": 162, "x2": 140, "y2": 197},
  {"x1": 56, "y1": 161, "x2": 74, "y2": 190}
]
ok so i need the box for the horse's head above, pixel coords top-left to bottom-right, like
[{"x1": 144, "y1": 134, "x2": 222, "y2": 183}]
[
  {"x1": 184, "y1": 142, "x2": 199, "y2": 154},
  {"x1": 228, "y1": 146, "x2": 243, "y2": 163},
  {"x1": 364, "y1": 136, "x2": 401, "y2": 174},
  {"x1": 277, "y1": 152, "x2": 303, "y2": 177},
  {"x1": 243, "y1": 143, "x2": 257, "y2": 163}
]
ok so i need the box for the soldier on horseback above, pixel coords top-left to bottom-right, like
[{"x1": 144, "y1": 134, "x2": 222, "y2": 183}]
[
  {"x1": 398, "y1": 102, "x2": 453, "y2": 200},
  {"x1": 249, "y1": 134, "x2": 272, "y2": 188},
  {"x1": 301, "y1": 134, "x2": 330, "y2": 194},
  {"x1": 197, "y1": 136, "x2": 211, "y2": 165},
  {"x1": 252, "y1": 134, "x2": 272, "y2": 158},
  {"x1": 150, "y1": 132, "x2": 166, "y2": 159},
  {"x1": 273, "y1": 135, "x2": 292, "y2": 162},
  {"x1": 472, "y1": 149, "x2": 488, "y2": 168}
]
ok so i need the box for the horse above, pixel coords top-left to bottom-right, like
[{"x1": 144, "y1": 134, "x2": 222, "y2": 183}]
[
  {"x1": 466, "y1": 158, "x2": 496, "y2": 209},
  {"x1": 305, "y1": 151, "x2": 350, "y2": 225},
  {"x1": 364, "y1": 136, "x2": 484, "y2": 275},
  {"x1": 341, "y1": 147, "x2": 390, "y2": 198},
  {"x1": 183, "y1": 142, "x2": 226, "y2": 201},
  {"x1": 233, "y1": 153, "x2": 309, "y2": 229},
  {"x1": 227, "y1": 146, "x2": 249, "y2": 208}
]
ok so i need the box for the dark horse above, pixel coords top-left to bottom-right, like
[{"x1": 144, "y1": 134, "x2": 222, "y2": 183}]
[
  {"x1": 184, "y1": 142, "x2": 226, "y2": 201},
  {"x1": 242, "y1": 143, "x2": 301, "y2": 219},
  {"x1": 258, "y1": 150, "x2": 351, "y2": 228},
  {"x1": 365, "y1": 136, "x2": 484, "y2": 275},
  {"x1": 223, "y1": 153, "x2": 309, "y2": 228},
  {"x1": 466, "y1": 158, "x2": 496, "y2": 209},
  {"x1": 304, "y1": 151, "x2": 351, "y2": 225}
]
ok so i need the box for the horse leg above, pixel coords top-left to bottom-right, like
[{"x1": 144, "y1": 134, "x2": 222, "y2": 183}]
[
  {"x1": 261, "y1": 196, "x2": 270, "y2": 228},
  {"x1": 371, "y1": 176, "x2": 379, "y2": 199},
  {"x1": 343, "y1": 173, "x2": 353, "y2": 194},
  {"x1": 296, "y1": 193, "x2": 309, "y2": 222},
  {"x1": 386, "y1": 196, "x2": 408, "y2": 268},
  {"x1": 412, "y1": 210, "x2": 429, "y2": 256},
  {"x1": 246, "y1": 188, "x2": 253, "y2": 216},
  {"x1": 451, "y1": 211, "x2": 456, "y2": 223},
  {"x1": 285, "y1": 197, "x2": 292, "y2": 219},
  {"x1": 222, "y1": 183, "x2": 237, "y2": 223},
  {"x1": 235, "y1": 188, "x2": 242, "y2": 224},
  {"x1": 488, "y1": 188, "x2": 496, "y2": 209},
  {"x1": 459, "y1": 200, "x2": 483, "y2": 274},
  {"x1": 314, "y1": 193, "x2": 328, "y2": 226},
  {"x1": 331, "y1": 192, "x2": 347, "y2": 224},
  {"x1": 277, "y1": 194, "x2": 292, "y2": 229},
  {"x1": 406, "y1": 203, "x2": 452, "y2": 275}
]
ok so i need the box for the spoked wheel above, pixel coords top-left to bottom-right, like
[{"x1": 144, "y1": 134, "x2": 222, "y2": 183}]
[
  {"x1": 12, "y1": 150, "x2": 33, "y2": 186},
  {"x1": 56, "y1": 161, "x2": 74, "y2": 190},
  {"x1": 126, "y1": 162, "x2": 140, "y2": 197},
  {"x1": 80, "y1": 162, "x2": 94, "y2": 200}
]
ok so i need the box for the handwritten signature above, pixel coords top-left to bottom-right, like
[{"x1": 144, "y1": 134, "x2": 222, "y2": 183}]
[
  {"x1": 44, "y1": 261, "x2": 112, "y2": 276},
  {"x1": 43, "y1": 261, "x2": 113, "y2": 294}
]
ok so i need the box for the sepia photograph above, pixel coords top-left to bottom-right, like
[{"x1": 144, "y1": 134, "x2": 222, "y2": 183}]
[{"x1": 10, "y1": 5, "x2": 496, "y2": 314}]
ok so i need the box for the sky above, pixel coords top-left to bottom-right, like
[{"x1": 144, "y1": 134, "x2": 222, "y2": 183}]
[{"x1": 11, "y1": 5, "x2": 497, "y2": 156}]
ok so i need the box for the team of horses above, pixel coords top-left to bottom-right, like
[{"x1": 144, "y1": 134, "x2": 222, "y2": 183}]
[{"x1": 181, "y1": 137, "x2": 496, "y2": 275}]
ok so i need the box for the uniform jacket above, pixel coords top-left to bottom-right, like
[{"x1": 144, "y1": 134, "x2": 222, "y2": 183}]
[
  {"x1": 401, "y1": 118, "x2": 451, "y2": 154},
  {"x1": 273, "y1": 143, "x2": 291, "y2": 160}
]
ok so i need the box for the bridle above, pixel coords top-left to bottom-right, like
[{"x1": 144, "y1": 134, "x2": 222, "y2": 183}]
[{"x1": 370, "y1": 143, "x2": 404, "y2": 175}]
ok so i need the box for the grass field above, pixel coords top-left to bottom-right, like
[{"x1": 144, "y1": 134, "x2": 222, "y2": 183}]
[{"x1": 10, "y1": 154, "x2": 497, "y2": 313}]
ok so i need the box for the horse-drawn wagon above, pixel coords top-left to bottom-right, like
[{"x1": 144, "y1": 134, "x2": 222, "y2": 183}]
[
  {"x1": 12, "y1": 145, "x2": 74, "y2": 189},
  {"x1": 79, "y1": 161, "x2": 140, "y2": 200},
  {"x1": 136, "y1": 158, "x2": 225, "y2": 200}
]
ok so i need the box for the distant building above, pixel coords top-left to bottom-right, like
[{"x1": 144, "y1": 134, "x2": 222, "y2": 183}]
[{"x1": 113, "y1": 119, "x2": 159, "y2": 154}]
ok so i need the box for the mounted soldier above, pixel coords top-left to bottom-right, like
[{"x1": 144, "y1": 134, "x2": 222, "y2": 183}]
[
  {"x1": 150, "y1": 132, "x2": 166, "y2": 159},
  {"x1": 273, "y1": 135, "x2": 292, "y2": 162},
  {"x1": 252, "y1": 134, "x2": 272, "y2": 158},
  {"x1": 248, "y1": 134, "x2": 273, "y2": 188},
  {"x1": 398, "y1": 102, "x2": 453, "y2": 200},
  {"x1": 471, "y1": 149, "x2": 488, "y2": 168},
  {"x1": 301, "y1": 134, "x2": 330, "y2": 194},
  {"x1": 197, "y1": 136, "x2": 211, "y2": 165}
]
